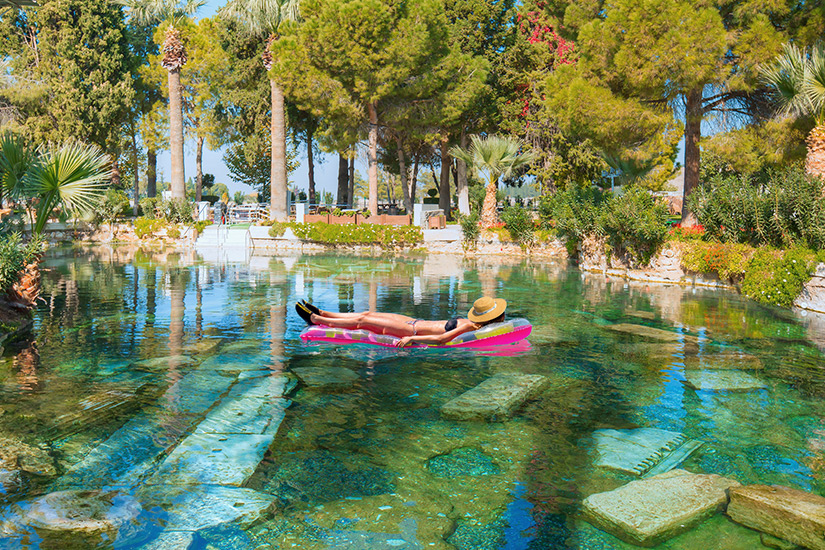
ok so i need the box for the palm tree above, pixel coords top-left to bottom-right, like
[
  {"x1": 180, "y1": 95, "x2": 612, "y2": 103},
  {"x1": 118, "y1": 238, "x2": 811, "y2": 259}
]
[
  {"x1": 761, "y1": 43, "x2": 825, "y2": 179},
  {"x1": 450, "y1": 135, "x2": 534, "y2": 228},
  {"x1": 118, "y1": 0, "x2": 204, "y2": 200},
  {"x1": 0, "y1": 136, "x2": 110, "y2": 311},
  {"x1": 221, "y1": 0, "x2": 300, "y2": 221}
]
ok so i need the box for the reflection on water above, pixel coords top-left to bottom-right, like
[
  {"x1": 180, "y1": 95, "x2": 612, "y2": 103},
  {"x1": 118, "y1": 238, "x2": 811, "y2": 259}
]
[{"x1": 0, "y1": 245, "x2": 823, "y2": 548}]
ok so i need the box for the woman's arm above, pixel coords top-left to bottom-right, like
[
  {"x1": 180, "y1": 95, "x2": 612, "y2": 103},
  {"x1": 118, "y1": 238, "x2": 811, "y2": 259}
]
[{"x1": 395, "y1": 323, "x2": 477, "y2": 347}]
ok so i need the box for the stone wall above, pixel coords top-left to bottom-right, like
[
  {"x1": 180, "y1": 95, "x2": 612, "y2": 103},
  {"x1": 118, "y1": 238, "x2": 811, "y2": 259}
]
[{"x1": 794, "y1": 263, "x2": 825, "y2": 313}]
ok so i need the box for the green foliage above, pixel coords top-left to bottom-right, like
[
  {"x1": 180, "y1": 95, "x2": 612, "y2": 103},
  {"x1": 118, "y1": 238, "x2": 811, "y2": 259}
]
[
  {"x1": 133, "y1": 216, "x2": 164, "y2": 238},
  {"x1": 690, "y1": 165, "x2": 825, "y2": 250},
  {"x1": 139, "y1": 197, "x2": 159, "y2": 218},
  {"x1": 540, "y1": 185, "x2": 603, "y2": 243},
  {"x1": 269, "y1": 222, "x2": 422, "y2": 247},
  {"x1": 761, "y1": 43, "x2": 825, "y2": 123},
  {"x1": 166, "y1": 225, "x2": 181, "y2": 239},
  {"x1": 459, "y1": 211, "x2": 480, "y2": 251},
  {"x1": 193, "y1": 220, "x2": 211, "y2": 233},
  {"x1": 97, "y1": 188, "x2": 130, "y2": 225},
  {"x1": 680, "y1": 241, "x2": 753, "y2": 282},
  {"x1": 500, "y1": 206, "x2": 535, "y2": 248},
  {"x1": 598, "y1": 187, "x2": 670, "y2": 265},
  {"x1": 0, "y1": 233, "x2": 44, "y2": 293},
  {"x1": 268, "y1": 221, "x2": 288, "y2": 237},
  {"x1": 741, "y1": 247, "x2": 819, "y2": 307}
]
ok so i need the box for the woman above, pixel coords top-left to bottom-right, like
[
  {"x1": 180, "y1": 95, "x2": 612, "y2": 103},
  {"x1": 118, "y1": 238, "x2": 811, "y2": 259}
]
[{"x1": 296, "y1": 296, "x2": 507, "y2": 348}]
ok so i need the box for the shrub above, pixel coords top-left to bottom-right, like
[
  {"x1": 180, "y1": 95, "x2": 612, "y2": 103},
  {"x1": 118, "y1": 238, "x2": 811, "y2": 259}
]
[
  {"x1": 268, "y1": 221, "x2": 289, "y2": 238},
  {"x1": 501, "y1": 206, "x2": 535, "y2": 248},
  {"x1": 162, "y1": 198, "x2": 194, "y2": 224},
  {"x1": 134, "y1": 216, "x2": 164, "y2": 239},
  {"x1": 680, "y1": 241, "x2": 753, "y2": 281},
  {"x1": 166, "y1": 225, "x2": 181, "y2": 239},
  {"x1": 291, "y1": 222, "x2": 422, "y2": 247},
  {"x1": 139, "y1": 197, "x2": 159, "y2": 219},
  {"x1": 669, "y1": 224, "x2": 706, "y2": 241},
  {"x1": 97, "y1": 188, "x2": 129, "y2": 225},
  {"x1": 741, "y1": 247, "x2": 819, "y2": 307},
  {"x1": 193, "y1": 220, "x2": 212, "y2": 234},
  {"x1": 598, "y1": 186, "x2": 670, "y2": 265},
  {"x1": 0, "y1": 234, "x2": 44, "y2": 293},
  {"x1": 690, "y1": 165, "x2": 825, "y2": 250},
  {"x1": 459, "y1": 212, "x2": 480, "y2": 251},
  {"x1": 540, "y1": 185, "x2": 603, "y2": 244}
]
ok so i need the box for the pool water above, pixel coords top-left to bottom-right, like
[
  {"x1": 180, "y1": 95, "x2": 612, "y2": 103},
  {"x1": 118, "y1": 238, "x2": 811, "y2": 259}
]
[{"x1": 1, "y1": 246, "x2": 825, "y2": 549}]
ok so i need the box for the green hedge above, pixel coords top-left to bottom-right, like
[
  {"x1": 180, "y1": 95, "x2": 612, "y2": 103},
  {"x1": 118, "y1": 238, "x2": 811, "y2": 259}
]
[{"x1": 269, "y1": 222, "x2": 422, "y2": 247}]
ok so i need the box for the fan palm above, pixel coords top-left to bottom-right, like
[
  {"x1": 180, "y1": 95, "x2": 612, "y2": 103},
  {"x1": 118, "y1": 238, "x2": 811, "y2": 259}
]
[
  {"x1": 220, "y1": 0, "x2": 300, "y2": 221},
  {"x1": 118, "y1": 0, "x2": 204, "y2": 200},
  {"x1": 0, "y1": 137, "x2": 109, "y2": 310},
  {"x1": 761, "y1": 42, "x2": 825, "y2": 179},
  {"x1": 450, "y1": 135, "x2": 535, "y2": 228}
]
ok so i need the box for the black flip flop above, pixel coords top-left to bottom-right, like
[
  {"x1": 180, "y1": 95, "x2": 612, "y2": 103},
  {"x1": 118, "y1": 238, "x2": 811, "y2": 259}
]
[
  {"x1": 295, "y1": 302, "x2": 314, "y2": 325},
  {"x1": 301, "y1": 300, "x2": 321, "y2": 316}
]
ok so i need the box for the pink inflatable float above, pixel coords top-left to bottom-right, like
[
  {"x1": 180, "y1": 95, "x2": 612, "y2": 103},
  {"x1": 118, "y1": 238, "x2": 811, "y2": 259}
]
[{"x1": 300, "y1": 318, "x2": 532, "y2": 349}]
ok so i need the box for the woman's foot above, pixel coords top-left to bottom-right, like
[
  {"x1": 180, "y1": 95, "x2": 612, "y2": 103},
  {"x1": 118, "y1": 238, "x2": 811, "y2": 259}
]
[
  {"x1": 301, "y1": 300, "x2": 321, "y2": 316},
  {"x1": 295, "y1": 302, "x2": 315, "y2": 325}
]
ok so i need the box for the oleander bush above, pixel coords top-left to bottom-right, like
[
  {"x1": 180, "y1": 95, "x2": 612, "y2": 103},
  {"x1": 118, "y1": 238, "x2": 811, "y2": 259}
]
[
  {"x1": 690, "y1": 165, "x2": 825, "y2": 250},
  {"x1": 134, "y1": 217, "x2": 164, "y2": 239},
  {"x1": 598, "y1": 186, "x2": 670, "y2": 265},
  {"x1": 741, "y1": 247, "x2": 820, "y2": 307},
  {"x1": 138, "y1": 197, "x2": 195, "y2": 224},
  {"x1": 500, "y1": 206, "x2": 535, "y2": 248},
  {"x1": 269, "y1": 222, "x2": 422, "y2": 247},
  {"x1": 680, "y1": 241, "x2": 754, "y2": 282}
]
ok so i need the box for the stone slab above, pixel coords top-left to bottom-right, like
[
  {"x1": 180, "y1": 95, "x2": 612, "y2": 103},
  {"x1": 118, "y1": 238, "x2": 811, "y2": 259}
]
[
  {"x1": 761, "y1": 533, "x2": 801, "y2": 550},
  {"x1": 199, "y1": 353, "x2": 271, "y2": 372},
  {"x1": 606, "y1": 323, "x2": 700, "y2": 343},
  {"x1": 138, "y1": 485, "x2": 274, "y2": 532},
  {"x1": 684, "y1": 351, "x2": 763, "y2": 370},
  {"x1": 683, "y1": 371, "x2": 766, "y2": 392},
  {"x1": 148, "y1": 433, "x2": 273, "y2": 486},
  {"x1": 132, "y1": 355, "x2": 195, "y2": 370},
  {"x1": 161, "y1": 371, "x2": 237, "y2": 414},
  {"x1": 592, "y1": 428, "x2": 703, "y2": 477},
  {"x1": 292, "y1": 366, "x2": 359, "y2": 390},
  {"x1": 727, "y1": 484, "x2": 825, "y2": 550},
  {"x1": 142, "y1": 531, "x2": 195, "y2": 550},
  {"x1": 440, "y1": 373, "x2": 548, "y2": 421},
  {"x1": 583, "y1": 469, "x2": 740, "y2": 546},
  {"x1": 219, "y1": 339, "x2": 264, "y2": 355},
  {"x1": 194, "y1": 396, "x2": 290, "y2": 435}
]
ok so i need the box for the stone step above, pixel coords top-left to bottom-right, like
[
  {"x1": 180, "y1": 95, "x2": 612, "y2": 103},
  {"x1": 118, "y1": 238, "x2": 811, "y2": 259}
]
[
  {"x1": 583, "y1": 469, "x2": 740, "y2": 546},
  {"x1": 727, "y1": 484, "x2": 825, "y2": 550},
  {"x1": 606, "y1": 323, "x2": 701, "y2": 343},
  {"x1": 441, "y1": 373, "x2": 548, "y2": 421}
]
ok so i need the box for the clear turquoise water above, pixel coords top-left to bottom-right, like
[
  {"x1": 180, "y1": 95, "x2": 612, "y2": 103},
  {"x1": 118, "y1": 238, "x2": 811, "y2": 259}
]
[{"x1": 1, "y1": 246, "x2": 824, "y2": 549}]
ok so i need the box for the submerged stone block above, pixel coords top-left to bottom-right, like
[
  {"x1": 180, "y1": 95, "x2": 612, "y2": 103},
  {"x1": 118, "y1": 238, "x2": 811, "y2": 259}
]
[
  {"x1": 583, "y1": 469, "x2": 740, "y2": 546},
  {"x1": 139, "y1": 485, "x2": 274, "y2": 532},
  {"x1": 440, "y1": 373, "x2": 548, "y2": 421},
  {"x1": 606, "y1": 323, "x2": 700, "y2": 343},
  {"x1": 592, "y1": 428, "x2": 703, "y2": 477},
  {"x1": 132, "y1": 355, "x2": 195, "y2": 370},
  {"x1": 194, "y1": 396, "x2": 290, "y2": 435},
  {"x1": 149, "y1": 433, "x2": 273, "y2": 486},
  {"x1": 426, "y1": 447, "x2": 500, "y2": 478},
  {"x1": 727, "y1": 484, "x2": 825, "y2": 550},
  {"x1": 199, "y1": 353, "x2": 271, "y2": 372},
  {"x1": 683, "y1": 371, "x2": 766, "y2": 392},
  {"x1": 292, "y1": 366, "x2": 359, "y2": 390},
  {"x1": 684, "y1": 351, "x2": 763, "y2": 370},
  {"x1": 17, "y1": 490, "x2": 141, "y2": 536}
]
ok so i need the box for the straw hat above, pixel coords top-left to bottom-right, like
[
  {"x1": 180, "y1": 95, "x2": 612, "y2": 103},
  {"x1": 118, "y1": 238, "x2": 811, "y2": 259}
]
[{"x1": 468, "y1": 296, "x2": 507, "y2": 323}]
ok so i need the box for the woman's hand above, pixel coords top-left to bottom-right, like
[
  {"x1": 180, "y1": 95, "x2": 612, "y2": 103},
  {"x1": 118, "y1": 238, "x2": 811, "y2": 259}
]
[{"x1": 396, "y1": 336, "x2": 413, "y2": 348}]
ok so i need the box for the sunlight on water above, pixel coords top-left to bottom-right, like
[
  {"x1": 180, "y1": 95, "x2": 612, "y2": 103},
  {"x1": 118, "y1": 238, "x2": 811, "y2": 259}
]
[{"x1": 0, "y1": 245, "x2": 824, "y2": 548}]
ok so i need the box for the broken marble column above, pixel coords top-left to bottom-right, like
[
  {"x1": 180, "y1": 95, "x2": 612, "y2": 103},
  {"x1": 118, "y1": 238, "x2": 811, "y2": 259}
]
[
  {"x1": 592, "y1": 428, "x2": 703, "y2": 477},
  {"x1": 607, "y1": 323, "x2": 700, "y2": 343},
  {"x1": 727, "y1": 484, "x2": 825, "y2": 550},
  {"x1": 441, "y1": 373, "x2": 548, "y2": 421},
  {"x1": 292, "y1": 366, "x2": 359, "y2": 390},
  {"x1": 13, "y1": 490, "x2": 141, "y2": 537},
  {"x1": 683, "y1": 371, "x2": 766, "y2": 392},
  {"x1": 583, "y1": 469, "x2": 740, "y2": 546}
]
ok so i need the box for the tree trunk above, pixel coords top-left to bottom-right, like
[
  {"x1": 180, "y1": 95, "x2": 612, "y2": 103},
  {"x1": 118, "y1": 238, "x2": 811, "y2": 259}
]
[
  {"x1": 439, "y1": 139, "x2": 451, "y2": 221},
  {"x1": 410, "y1": 157, "x2": 419, "y2": 205},
  {"x1": 397, "y1": 137, "x2": 412, "y2": 213},
  {"x1": 270, "y1": 78, "x2": 288, "y2": 221},
  {"x1": 195, "y1": 135, "x2": 204, "y2": 202},
  {"x1": 131, "y1": 132, "x2": 139, "y2": 214},
  {"x1": 457, "y1": 130, "x2": 470, "y2": 216},
  {"x1": 805, "y1": 124, "x2": 825, "y2": 180},
  {"x1": 147, "y1": 149, "x2": 157, "y2": 198},
  {"x1": 168, "y1": 68, "x2": 185, "y2": 199},
  {"x1": 337, "y1": 154, "x2": 348, "y2": 206},
  {"x1": 481, "y1": 176, "x2": 498, "y2": 229},
  {"x1": 681, "y1": 87, "x2": 703, "y2": 226},
  {"x1": 348, "y1": 154, "x2": 355, "y2": 208},
  {"x1": 307, "y1": 128, "x2": 316, "y2": 206},
  {"x1": 367, "y1": 102, "x2": 379, "y2": 215},
  {"x1": 111, "y1": 157, "x2": 121, "y2": 189}
]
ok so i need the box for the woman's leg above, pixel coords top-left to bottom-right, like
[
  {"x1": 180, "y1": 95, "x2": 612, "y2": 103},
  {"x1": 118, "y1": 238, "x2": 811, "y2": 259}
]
[{"x1": 310, "y1": 311, "x2": 416, "y2": 336}]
